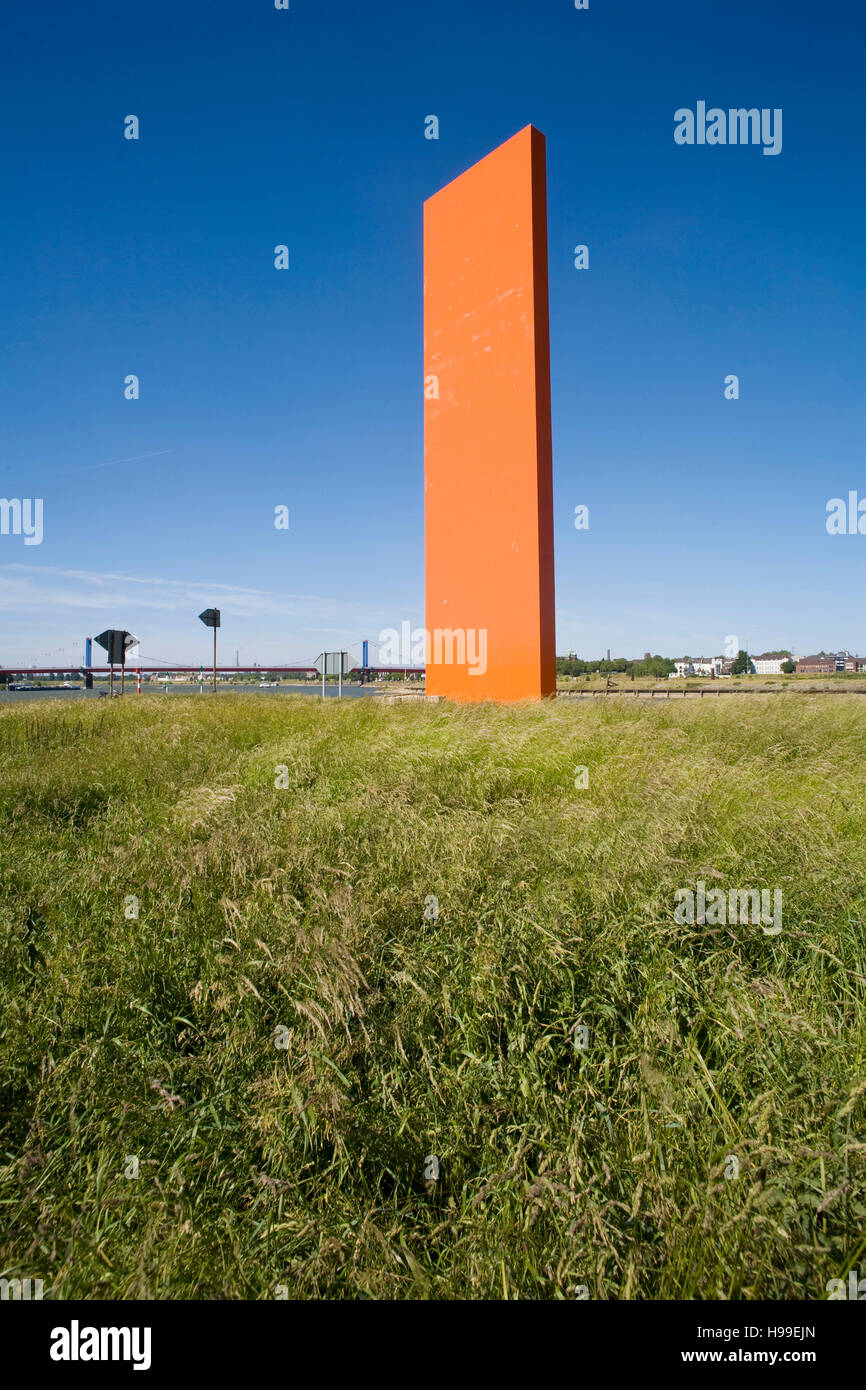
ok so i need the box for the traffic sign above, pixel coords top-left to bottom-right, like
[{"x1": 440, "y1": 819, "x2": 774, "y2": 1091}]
[
  {"x1": 198, "y1": 610, "x2": 220, "y2": 692},
  {"x1": 315, "y1": 652, "x2": 356, "y2": 676},
  {"x1": 94, "y1": 630, "x2": 139, "y2": 664}
]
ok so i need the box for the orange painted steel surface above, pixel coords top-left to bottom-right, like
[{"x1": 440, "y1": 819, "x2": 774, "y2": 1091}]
[{"x1": 424, "y1": 125, "x2": 556, "y2": 702}]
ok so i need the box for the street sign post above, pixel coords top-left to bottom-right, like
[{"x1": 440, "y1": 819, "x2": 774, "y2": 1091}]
[
  {"x1": 198, "y1": 609, "x2": 221, "y2": 693},
  {"x1": 94, "y1": 630, "x2": 139, "y2": 696},
  {"x1": 314, "y1": 652, "x2": 357, "y2": 698}
]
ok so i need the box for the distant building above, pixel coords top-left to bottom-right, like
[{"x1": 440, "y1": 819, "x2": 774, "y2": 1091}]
[
  {"x1": 752, "y1": 652, "x2": 793, "y2": 675},
  {"x1": 844, "y1": 656, "x2": 866, "y2": 672},
  {"x1": 672, "y1": 656, "x2": 726, "y2": 678},
  {"x1": 796, "y1": 655, "x2": 835, "y2": 674}
]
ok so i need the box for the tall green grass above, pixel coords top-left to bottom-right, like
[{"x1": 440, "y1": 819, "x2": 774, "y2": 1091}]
[{"x1": 0, "y1": 694, "x2": 864, "y2": 1299}]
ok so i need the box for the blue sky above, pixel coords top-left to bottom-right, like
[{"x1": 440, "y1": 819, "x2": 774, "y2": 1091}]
[{"x1": 1, "y1": 0, "x2": 863, "y2": 667}]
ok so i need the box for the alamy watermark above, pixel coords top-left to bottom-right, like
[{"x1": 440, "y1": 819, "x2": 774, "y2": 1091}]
[
  {"x1": 0, "y1": 497, "x2": 43, "y2": 545},
  {"x1": 674, "y1": 103, "x2": 782, "y2": 156},
  {"x1": 674, "y1": 881, "x2": 782, "y2": 935},
  {"x1": 50, "y1": 1322, "x2": 152, "y2": 1370},
  {"x1": 826, "y1": 492, "x2": 866, "y2": 535},
  {"x1": 0, "y1": 1276, "x2": 44, "y2": 1300},
  {"x1": 379, "y1": 622, "x2": 487, "y2": 675},
  {"x1": 826, "y1": 1269, "x2": 865, "y2": 1299}
]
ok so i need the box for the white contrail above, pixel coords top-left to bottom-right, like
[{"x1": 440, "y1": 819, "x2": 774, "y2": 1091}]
[{"x1": 41, "y1": 450, "x2": 174, "y2": 480}]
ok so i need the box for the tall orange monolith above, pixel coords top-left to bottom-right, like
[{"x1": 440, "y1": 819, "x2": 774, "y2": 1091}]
[{"x1": 424, "y1": 124, "x2": 555, "y2": 702}]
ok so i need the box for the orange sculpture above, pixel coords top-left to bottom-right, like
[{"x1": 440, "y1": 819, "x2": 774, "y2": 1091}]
[{"x1": 424, "y1": 125, "x2": 556, "y2": 702}]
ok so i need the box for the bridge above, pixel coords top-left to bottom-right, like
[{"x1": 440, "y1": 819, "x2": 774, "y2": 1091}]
[{"x1": 0, "y1": 665, "x2": 425, "y2": 678}]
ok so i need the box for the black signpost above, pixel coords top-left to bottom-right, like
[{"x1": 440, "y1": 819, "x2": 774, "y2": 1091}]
[
  {"x1": 198, "y1": 609, "x2": 220, "y2": 692},
  {"x1": 94, "y1": 630, "x2": 139, "y2": 696}
]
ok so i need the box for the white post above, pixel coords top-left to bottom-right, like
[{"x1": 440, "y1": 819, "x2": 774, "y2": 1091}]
[
  {"x1": 338, "y1": 653, "x2": 343, "y2": 699},
  {"x1": 322, "y1": 655, "x2": 326, "y2": 700}
]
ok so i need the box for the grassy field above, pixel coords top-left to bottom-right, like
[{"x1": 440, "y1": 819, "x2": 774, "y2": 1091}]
[
  {"x1": 1, "y1": 693, "x2": 864, "y2": 1300},
  {"x1": 557, "y1": 672, "x2": 866, "y2": 693}
]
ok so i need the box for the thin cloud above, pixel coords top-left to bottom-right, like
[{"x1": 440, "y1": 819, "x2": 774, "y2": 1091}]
[
  {"x1": 37, "y1": 451, "x2": 175, "y2": 481},
  {"x1": 0, "y1": 564, "x2": 390, "y2": 627}
]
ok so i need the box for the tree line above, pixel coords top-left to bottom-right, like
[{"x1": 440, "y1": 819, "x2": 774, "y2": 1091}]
[{"x1": 556, "y1": 655, "x2": 676, "y2": 678}]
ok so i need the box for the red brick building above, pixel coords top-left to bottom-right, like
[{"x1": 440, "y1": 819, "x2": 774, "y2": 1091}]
[{"x1": 796, "y1": 655, "x2": 835, "y2": 674}]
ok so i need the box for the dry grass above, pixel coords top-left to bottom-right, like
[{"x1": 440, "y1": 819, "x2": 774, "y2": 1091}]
[{"x1": 0, "y1": 693, "x2": 864, "y2": 1299}]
